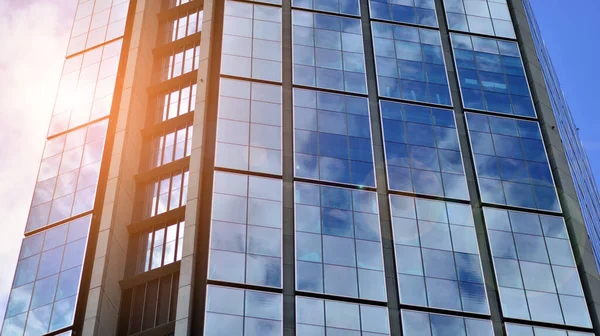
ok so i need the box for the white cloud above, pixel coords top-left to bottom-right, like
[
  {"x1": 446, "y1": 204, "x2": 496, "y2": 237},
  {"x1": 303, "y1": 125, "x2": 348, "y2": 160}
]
[{"x1": 0, "y1": 0, "x2": 76, "y2": 324}]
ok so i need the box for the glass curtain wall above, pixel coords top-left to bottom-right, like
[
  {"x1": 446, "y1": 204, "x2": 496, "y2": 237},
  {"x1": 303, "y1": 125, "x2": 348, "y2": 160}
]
[
  {"x1": 1, "y1": 0, "x2": 131, "y2": 335},
  {"x1": 200, "y1": 0, "x2": 597, "y2": 335}
]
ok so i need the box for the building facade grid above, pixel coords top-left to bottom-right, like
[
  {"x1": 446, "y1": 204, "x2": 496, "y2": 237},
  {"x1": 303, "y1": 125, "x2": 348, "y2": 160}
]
[{"x1": 4, "y1": 0, "x2": 600, "y2": 335}]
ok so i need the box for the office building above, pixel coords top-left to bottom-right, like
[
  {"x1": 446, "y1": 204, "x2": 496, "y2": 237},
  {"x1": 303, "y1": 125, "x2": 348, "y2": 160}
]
[{"x1": 3, "y1": 0, "x2": 600, "y2": 335}]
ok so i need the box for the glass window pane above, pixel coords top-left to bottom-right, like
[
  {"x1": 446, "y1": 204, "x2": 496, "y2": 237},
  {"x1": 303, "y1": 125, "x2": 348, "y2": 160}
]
[
  {"x1": 484, "y1": 207, "x2": 591, "y2": 327},
  {"x1": 295, "y1": 182, "x2": 384, "y2": 301},
  {"x1": 391, "y1": 195, "x2": 488, "y2": 314},
  {"x1": 467, "y1": 113, "x2": 559, "y2": 212},
  {"x1": 209, "y1": 172, "x2": 282, "y2": 288},
  {"x1": 373, "y1": 23, "x2": 451, "y2": 105},
  {"x1": 293, "y1": 11, "x2": 366, "y2": 94},
  {"x1": 294, "y1": 89, "x2": 375, "y2": 187},
  {"x1": 297, "y1": 297, "x2": 390, "y2": 335},
  {"x1": 402, "y1": 310, "x2": 493, "y2": 336}
]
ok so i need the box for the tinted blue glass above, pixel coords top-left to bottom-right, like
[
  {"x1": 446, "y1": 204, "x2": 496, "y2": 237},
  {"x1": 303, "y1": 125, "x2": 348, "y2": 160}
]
[
  {"x1": 484, "y1": 208, "x2": 592, "y2": 327},
  {"x1": 3, "y1": 216, "x2": 91, "y2": 335},
  {"x1": 373, "y1": 22, "x2": 451, "y2": 106},
  {"x1": 391, "y1": 195, "x2": 488, "y2": 313},
  {"x1": 370, "y1": 0, "x2": 437, "y2": 27},
  {"x1": 293, "y1": 0, "x2": 360, "y2": 15},
  {"x1": 205, "y1": 286, "x2": 282, "y2": 336},
  {"x1": 402, "y1": 310, "x2": 493, "y2": 336},
  {"x1": 381, "y1": 101, "x2": 468, "y2": 199},
  {"x1": 297, "y1": 297, "x2": 390, "y2": 335},
  {"x1": 295, "y1": 182, "x2": 385, "y2": 301},
  {"x1": 294, "y1": 89, "x2": 375, "y2": 187},
  {"x1": 466, "y1": 113, "x2": 560, "y2": 212},
  {"x1": 293, "y1": 10, "x2": 366, "y2": 94},
  {"x1": 209, "y1": 172, "x2": 283, "y2": 288},
  {"x1": 452, "y1": 33, "x2": 535, "y2": 117}
]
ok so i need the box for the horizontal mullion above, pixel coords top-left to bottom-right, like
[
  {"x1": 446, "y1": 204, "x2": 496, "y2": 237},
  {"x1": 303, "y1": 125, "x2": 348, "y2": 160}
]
[
  {"x1": 158, "y1": 0, "x2": 203, "y2": 23},
  {"x1": 128, "y1": 206, "x2": 186, "y2": 234},
  {"x1": 153, "y1": 32, "x2": 201, "y2": 57},
  {"x1": 135, "y1": 157, "x2": 191, "y2": 184},
  {"x1": 120, "y1": 261, "x2": 181, "y2": 290},
  {"x1": 141, "y1": 111, "x2": 195, "y2": 138},
  {"x1": 147, "y1": 70, "x2": 198, "y2": 96}
]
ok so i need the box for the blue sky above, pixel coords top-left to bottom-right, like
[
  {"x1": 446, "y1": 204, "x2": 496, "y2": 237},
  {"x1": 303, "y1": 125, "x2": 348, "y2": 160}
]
[
  {"x1": 0, "y1": 0, "x2": 599, "y2": 327},
  {"x1": 530, "y1": 0, "x2": 600, "y2": 184}
]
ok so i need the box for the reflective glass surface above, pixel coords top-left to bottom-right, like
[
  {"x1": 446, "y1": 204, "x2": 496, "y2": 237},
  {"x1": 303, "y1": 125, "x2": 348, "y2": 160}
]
[
  {"x1": 451, "y1": 33, "x2": 535, "y2": 117},
  {"x1": 153, "y1": 44, "x2": 200, "y2": 84},
  {"x1": 294, "y1": 88, "x2": 375, "y2": 187},
  {"x1": 216, "y1": 78, "x2": 282, "y2": 175},
  {"x1": 67, "y1": 0, "x2": 130, "y2": 55},
  {"x1": 138, "y1": 220, "x2": 185, "y2": 274},
  {"x1": 204, "y1": 285, "x2": 282, "y2": 336},
  {"x1": 295, "y1": 182, "x2": 386, "y2": 301},
  {"x1": 372, "y1": 22, "x2": 451, "y2": 106},
  {"x1": 221, "y1": 1, "x2": 282, "y2": 82},
  {"x1": 292, "y1": 10, "x2": 367, "y2": 94},
  {"x1": 149, "y1": 124, "x2": 193, "y2": 169},
  {"x1": 140, "y1": 170, "x2": 189, "y2": 219},
  {"x1": 2, "y1": 216, "x2": 91, "y2": 336},
  {"x1": 402, "y1": 310, "x2": 493, "y2": 335},
  {"x1": 293, "y1": 0, "x2": 360, "y2": 16},
  {"x1": 443, "y1": 0, "x2": 515, "y2": 38},
  {"x1": 484, "y1": 207, "x2": 591, "y2": 327},
  {"x1": 209, "y1": 172, "x2": 282, "y2": 288},
  {"x1": 156, "y1": 82, "x2": 197, "y2": 123},
  {"x1": 391, "y1": 195, "x2": 488, "y2": 313},
  {"x1": 381, "y1": 101, "x2": 468, "y2": 199},
  {"x1": 49, "y1": 40, "x2": 122, "y2": 136},
  {"x1": 27, "y1": 120, "x2": 108, "y2": 232},
  {"x1": 505, "y1": 323, "x2": 594, "y2": 336},
  {"x1": 466, "y1": 113, "x2": 560, "y2": 212},
  {"x1": 369, "y1": 0, "x2": 437, "y2": 27},
  {"x1": 296, "y1": 296, "x2": 390, "y2": 335}
]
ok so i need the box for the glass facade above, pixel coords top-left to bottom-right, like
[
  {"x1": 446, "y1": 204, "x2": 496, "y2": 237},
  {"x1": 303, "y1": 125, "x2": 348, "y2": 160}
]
[
  {"x1": 523, "y1": 0, "x2": 600, "y2": 272},
  {"x1": 67, "y1": 0, "x2": 130, "y2": 55},
  {"x1": 8, "y1": 0, "x2": 600, "y2": 334},
  {"x1": 209, "y1": 171, "x2": 283, "y2": 288},
  {"x1": 296, "y1": 296, "x2": 390, "y2": 335},
  {"x1": 216, "y1": 78, "x2": 282, "y2": 175},
  {"x1": 2, "y1": 216, "x2": 91, "y2": 335},
  {"x1": 292, "y1": 10, "x2": 367, "y2": 94},
  {"x1": 381, "y1": 100, "x2": 468, "y2": 199},
  {"x1": 391, "y1": 195, "x2": 488, "y2": 313},
  {"x1": 200, "y1": 0, "x2": 599, "y2": 335},
  {"x1": 2, "y1": 1, "x2": 130, "y2": 332},
  {"x1": 372, "y1": 22, "x2": 452, "y2": 106},
  {"x1": 293, "y1": 88, "x2": 375, "y2": 187},
  {"x1": 451, "y1": 33, "x2": 536, "y2": 117},
  {"x1": 466, "y1": 112, "x2": 561, "y2": 212},
  {"x1": 294, "y1": 182, "x2": 385, "y2": 301},
  {"x1": 402, "y1": 310, "x2": 494, "y2": 335},
  {"x1": 506, "y1": 323, "x2": 594, "y2": 336},
  {"x1": 292, "y1": 0, "x2": 360, "y2": 16},
  {"x1": 49, "y1": 40, "x2": 122, "y2": 136},
  {"x1": 28, "y1": 120, "x2": 109, "y2": 232},
  {"x1": 442, "y1": 0, "x2": 515, "y2": 38},
  {"x1": 204, "y1": 285, "x2": 282, "y2": 336},
  {"x1": 369, "y1": 0, "x2": 438, "y2": 27},
  {"x1": 221, "y1": 1, "x2": 282, "y2": 82},
  {"x1": 484, "y1": 207, "x2": 591, "y2": 327}
]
